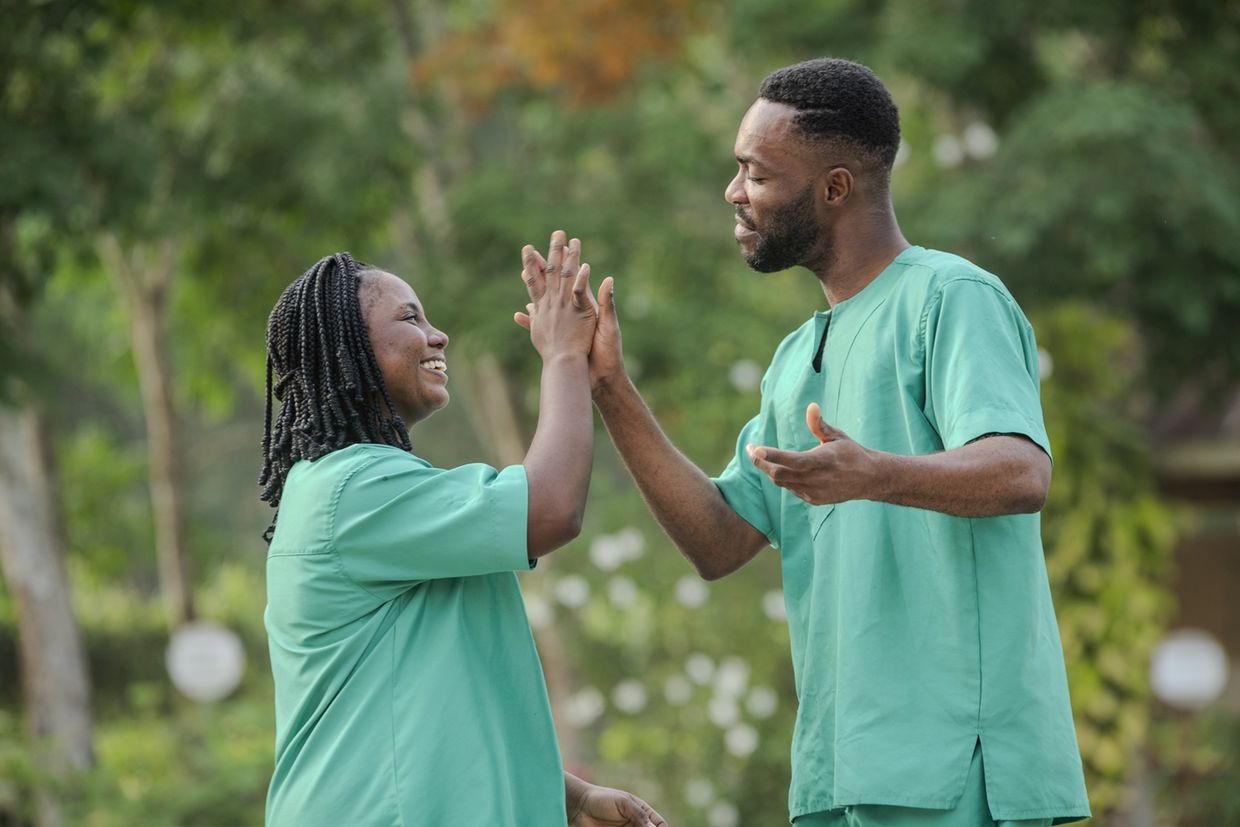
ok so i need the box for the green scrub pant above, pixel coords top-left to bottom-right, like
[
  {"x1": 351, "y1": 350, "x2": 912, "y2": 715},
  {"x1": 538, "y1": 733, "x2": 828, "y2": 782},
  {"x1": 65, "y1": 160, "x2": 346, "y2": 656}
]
[{"x1": 793, "y1": 743, "x2": 1053, "y2": 827}]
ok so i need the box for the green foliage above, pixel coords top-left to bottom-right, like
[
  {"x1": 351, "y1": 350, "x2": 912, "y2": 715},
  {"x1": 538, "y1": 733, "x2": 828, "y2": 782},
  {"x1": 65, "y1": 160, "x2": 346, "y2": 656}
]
[
  {"x1": 67, "y1": 691, "x2": 273, "y2": 827},
  {"x1": 1037, "y1": 304, "x2": 1178, "y2": 814},
  {"x1": 1147, "y1": 708, "x2": 1240, "y2": 826}
]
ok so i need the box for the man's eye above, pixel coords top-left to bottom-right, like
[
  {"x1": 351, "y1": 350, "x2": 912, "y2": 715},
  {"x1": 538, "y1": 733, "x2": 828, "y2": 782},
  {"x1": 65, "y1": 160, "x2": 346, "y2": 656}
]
[{"x1": 747, "y1": 176, "x2": 765, "y2": 183}]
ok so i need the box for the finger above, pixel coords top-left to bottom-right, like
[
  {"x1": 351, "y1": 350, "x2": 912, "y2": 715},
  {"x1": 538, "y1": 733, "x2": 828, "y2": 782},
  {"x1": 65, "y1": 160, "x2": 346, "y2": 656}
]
[
  {"x1": 559, "y1": 237, "x2": 582, "y2": 293},
  {"x1": 598, "y1": 276, "x2": 617, "y2": 327},
  {"x1": 522, "y1": 246, "x2": 546, "y2": 301},
  {"x1": 572, "y1": 263, "x2": 595, "y2": 311},
  {"x1": 747, "y1": 443, "x2": 808, "y2": 470},
  {"x1": 529, "y1": 247, "x2": 547, "y2": 272},
  {"x1": 627, "y1": 795, "x2": 666, "y2": 827},
  {"x1": 806, "y1": 402, "x2": 830, "y2": 443},
  {"x1": 745, "y1": 444, "x2": 797, "y2": 485},
  {"x1": 514, "y1": 312, "x2": 531, "y2": 330},
  {"x1": 806, "y1": 402, "x2": 848, "y2": 442},
  {"x1": 543, "y1": 230, "x2": 567, "y2": 290}
]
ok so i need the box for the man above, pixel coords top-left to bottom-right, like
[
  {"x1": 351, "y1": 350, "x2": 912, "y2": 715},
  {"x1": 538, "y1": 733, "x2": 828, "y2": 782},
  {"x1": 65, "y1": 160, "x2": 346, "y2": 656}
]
[{"x1": 573, "y1": 58, "x2": 1090, "y2": 826}]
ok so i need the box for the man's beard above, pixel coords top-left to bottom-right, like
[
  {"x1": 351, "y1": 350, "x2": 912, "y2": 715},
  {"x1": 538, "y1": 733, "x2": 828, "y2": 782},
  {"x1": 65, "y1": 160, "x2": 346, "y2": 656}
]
[{"x1": 738, "y1": 186, "x2": 823, "y2": 273}]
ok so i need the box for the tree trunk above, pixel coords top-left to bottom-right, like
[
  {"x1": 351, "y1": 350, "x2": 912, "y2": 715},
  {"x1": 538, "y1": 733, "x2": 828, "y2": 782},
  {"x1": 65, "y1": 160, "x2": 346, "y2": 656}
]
[
  {"x1": 99, "y1": 236, "x2": 194, "y2": 630},
  {"x1": 0, "y1": 403, "x2": 95, "y2": 827}
]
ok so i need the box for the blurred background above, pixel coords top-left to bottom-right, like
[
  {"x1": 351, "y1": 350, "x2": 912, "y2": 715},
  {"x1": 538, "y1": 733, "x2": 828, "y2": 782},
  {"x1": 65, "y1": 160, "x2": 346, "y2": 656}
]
[{"x1": 1, "y1": 0, "x2": 1238, "y2": 825}]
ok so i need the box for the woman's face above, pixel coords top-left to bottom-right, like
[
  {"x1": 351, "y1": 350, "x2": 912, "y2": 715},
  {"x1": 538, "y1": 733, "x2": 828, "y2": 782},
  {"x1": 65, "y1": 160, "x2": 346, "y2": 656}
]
[{"x1": 359, "y1": 270, "x2": 449, "y2": 427}]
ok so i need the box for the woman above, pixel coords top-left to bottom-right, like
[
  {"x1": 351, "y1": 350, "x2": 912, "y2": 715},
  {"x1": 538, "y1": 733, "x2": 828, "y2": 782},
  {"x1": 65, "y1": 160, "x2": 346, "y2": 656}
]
[{"x1": 259, "y1": 234, "x2": 665, "y2": 826}]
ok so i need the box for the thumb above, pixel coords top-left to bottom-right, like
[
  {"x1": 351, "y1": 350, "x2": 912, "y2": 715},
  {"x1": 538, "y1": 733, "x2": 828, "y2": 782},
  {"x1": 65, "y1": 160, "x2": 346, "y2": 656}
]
[
  {"x1": 514, "y1": 303, "x2": 534, "y2": 331},
  {"x1": 598, "y1": 276, "x2": 617, "y2": 328},
  {"x1": 806, "y1": 402, "x2": 845, "y2": 443}
]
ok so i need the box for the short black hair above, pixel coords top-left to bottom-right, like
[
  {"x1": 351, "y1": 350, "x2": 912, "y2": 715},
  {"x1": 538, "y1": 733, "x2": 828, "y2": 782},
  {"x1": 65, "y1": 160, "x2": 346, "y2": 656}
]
[
  {"x1": 259, "y1": 252, "x2": 410, "y2": 541},
  {"x1": 759, "y1": 58, "x2": 901, "y2": 174}
]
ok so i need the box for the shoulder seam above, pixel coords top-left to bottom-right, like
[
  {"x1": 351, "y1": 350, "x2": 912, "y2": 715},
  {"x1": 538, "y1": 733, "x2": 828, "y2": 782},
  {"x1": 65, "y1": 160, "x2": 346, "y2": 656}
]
[{"x1": 326, "y1": 454, "x2": 390, "y2": 602}]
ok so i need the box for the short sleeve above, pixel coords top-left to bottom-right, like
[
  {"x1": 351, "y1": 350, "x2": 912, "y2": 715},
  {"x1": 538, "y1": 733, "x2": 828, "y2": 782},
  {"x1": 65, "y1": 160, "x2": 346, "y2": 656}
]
[
  {"x1": 921, "y1": 279, "x2": 1051, "y2": 457},
  {"x1": 712, "y1": 413, "x2": 781, "y2": 549},
  {"x1": 332, "y1": 451, "x2": 530, "y2": 596}
]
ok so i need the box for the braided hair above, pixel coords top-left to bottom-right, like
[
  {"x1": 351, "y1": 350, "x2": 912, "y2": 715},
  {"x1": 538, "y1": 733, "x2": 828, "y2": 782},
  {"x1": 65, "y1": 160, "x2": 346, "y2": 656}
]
[{"x1": 259, "y1": 252, "x2": 411, "y2": 542}]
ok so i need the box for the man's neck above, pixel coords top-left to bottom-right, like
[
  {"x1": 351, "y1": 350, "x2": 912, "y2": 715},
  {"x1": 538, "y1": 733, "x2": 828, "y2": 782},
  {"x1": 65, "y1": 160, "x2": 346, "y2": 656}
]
[
  {"x1": 814, "y1": 218, "x2": 909, "y2": 307},
  {"x1": 813, "y1": 205, "x2": 912, "y2": 306}
]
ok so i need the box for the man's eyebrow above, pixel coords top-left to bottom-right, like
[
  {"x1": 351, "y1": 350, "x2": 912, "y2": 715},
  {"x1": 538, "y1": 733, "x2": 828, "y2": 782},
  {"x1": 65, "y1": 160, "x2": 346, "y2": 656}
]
[{"x1": 736, "y1": 154, "x2": 767, "y2": 168}]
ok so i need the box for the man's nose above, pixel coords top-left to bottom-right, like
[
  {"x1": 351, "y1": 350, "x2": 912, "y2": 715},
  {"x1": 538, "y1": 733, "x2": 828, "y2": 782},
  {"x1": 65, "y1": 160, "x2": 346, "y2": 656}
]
[{"x1": 725, "y1": 170, "x2": 747, "y2": 205}]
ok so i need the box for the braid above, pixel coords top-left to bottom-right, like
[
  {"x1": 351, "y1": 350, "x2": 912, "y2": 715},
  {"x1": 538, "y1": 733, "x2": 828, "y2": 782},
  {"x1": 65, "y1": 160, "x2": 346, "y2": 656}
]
[{"x1": 259, "y1": 253, "x2": 412, "y2": 542}]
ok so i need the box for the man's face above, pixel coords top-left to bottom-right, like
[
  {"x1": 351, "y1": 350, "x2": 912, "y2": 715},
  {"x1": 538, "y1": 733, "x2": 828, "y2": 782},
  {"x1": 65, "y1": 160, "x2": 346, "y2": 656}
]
[
  {"x1": 360, "y1": 270, "x2": 450, "y2": 427},
  {"x1": 725, "y1": 99, "x2": 826, "y2": 273}
]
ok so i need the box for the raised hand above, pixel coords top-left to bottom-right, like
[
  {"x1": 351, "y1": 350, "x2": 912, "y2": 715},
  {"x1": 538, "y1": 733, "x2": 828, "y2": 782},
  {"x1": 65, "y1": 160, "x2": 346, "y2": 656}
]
[
  {"x1": 516, "y1": 230, "x2": 597, "y2": 361},
  {"x1": 514, "y1": 237, "x2": 624, "y2": 394}
]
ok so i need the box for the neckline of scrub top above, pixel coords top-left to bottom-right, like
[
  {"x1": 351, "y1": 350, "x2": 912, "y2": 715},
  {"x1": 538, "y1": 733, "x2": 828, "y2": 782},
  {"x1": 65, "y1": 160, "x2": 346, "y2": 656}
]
[{"x1": 814, "y1": 245, "x2": 925, "y2": 322}]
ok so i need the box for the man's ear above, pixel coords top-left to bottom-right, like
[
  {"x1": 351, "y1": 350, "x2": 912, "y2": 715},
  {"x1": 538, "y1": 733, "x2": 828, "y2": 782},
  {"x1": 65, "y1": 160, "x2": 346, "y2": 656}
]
[{"x1": 823, "y1": 166, "x2": 853, "y2": 205}]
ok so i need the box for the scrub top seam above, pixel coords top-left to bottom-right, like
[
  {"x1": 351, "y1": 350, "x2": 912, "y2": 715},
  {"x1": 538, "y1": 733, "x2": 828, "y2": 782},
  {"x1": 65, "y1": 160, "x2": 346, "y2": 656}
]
[
  {"x1": 327, "y1": 453, "x2": 390, "y2": 604},
  {"x1": 969, "y1": 516, "x2": 983, "y2": 734}
]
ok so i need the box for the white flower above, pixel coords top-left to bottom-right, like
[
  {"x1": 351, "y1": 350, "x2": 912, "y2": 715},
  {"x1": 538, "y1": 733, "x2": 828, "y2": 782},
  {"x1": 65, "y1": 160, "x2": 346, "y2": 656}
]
[
  {"x1": 564, "y1": 686, "x2": 605, "y2": 727},
  {"x1": 685, "y1": 778, "x2": 715, "y2": 808},
  {"x1": 612, "y1": 679, "x2": 648, "y2": 714},
  {"x1": 554, "y1": 575, "x2": 590, "y2": 609},
  {"x1": 1037, "y1": 348, "x2": 1053, "y2": 381},
  {"x1": 607, "y1": 576, "x2": 638, "y2": 608},
  {"x1": 664, "y1": 675, "x2": 693, "y2": 705},
  {"x1": 728, "y1": 359, "x2": 763, "y2": 392},
  {"x1": 615, "y1": 527, "x2": 645, "y2": 561},
  {"x1": 589, "y1": 535, "x2": 626, "y2": 571},
  {"x1": 893, "y1": 140, "x2": 910, "y2": 168},
  {"x1": 675, "y1": 576, "x2": 708, "y2": 608},
  {"x1": 591, "y1": 528, "x2": 646, "y2": 569},
  {"x1": 963, "y1": 122, "x2": 998, "y2": 159},
  {"x1": 933, "y1": 134, "x2": 964, "y2": 168},
  {"x1": 745, "y1": 686, "x2": 778, "y2": 719},
  {"x1": 523, "y1": 594, "x2": 552, "y2": 629},
  {"x1": 708, "y1": 695, "x2": 740, "y2": 728},
  {"x1": 714, "y1": 657, "x2": 749, "y2": 698},
  {"x1": 686, "y1": 653, "x2": 715, "y2": 685},
  {"x1": 762, "y1": 590, "x2": 786, "y2": 621},
  {"x1": 707, "y1": 801, "x2": 739, "y2": 827},
  {"x1": 725, "y1": 724, "x2": 759, "y2": 757}
]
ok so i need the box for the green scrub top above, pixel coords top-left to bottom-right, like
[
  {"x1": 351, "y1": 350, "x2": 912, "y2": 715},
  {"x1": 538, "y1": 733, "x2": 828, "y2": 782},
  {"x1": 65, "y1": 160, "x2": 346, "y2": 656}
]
[
  {"x1": 264, "y1": 443, "x2": 565, "y2": 827},
  {"x1": 714, "y1": 247, "x2": 1090, "y2": 824}
]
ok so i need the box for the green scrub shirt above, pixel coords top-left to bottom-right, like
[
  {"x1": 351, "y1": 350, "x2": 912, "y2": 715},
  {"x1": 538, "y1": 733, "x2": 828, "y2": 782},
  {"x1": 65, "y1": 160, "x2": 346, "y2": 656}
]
[
  {"x1": 714, "y1": 247, "x2": 1090, "y2": 824},
  {"x1": 264, "y1": 444, "x2": 564, "y2": 827}
]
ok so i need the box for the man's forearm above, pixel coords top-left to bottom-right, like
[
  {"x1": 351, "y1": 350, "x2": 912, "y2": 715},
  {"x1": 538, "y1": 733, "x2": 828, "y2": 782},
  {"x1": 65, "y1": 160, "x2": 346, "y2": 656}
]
[
  {"x1": 594, "y1": 374, "x2": 767, "y2": 579},
  {"x1": 871, "y1": 435, "x2": 1050, "y2": 517}
]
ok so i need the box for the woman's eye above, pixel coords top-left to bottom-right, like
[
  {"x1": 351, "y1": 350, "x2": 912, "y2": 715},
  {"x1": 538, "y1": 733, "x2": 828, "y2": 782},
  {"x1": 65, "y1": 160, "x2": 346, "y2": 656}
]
[{"x1": 403, "y1": 314, "x2": 418, "y2": 322}]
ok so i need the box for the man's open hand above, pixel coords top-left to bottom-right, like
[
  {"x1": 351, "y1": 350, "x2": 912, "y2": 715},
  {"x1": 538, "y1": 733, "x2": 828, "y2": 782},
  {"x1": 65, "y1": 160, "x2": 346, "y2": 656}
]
[{"x1": 746, "y1": 402, "x2": 887, "y2": 505}]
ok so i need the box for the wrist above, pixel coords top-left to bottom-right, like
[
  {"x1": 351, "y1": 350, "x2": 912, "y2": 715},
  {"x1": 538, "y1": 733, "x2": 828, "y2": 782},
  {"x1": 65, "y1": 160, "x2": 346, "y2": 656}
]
[
  {"x1": 541, "y1": 351, "x2": 589, "y2": 368},
  {"x1": 590, "y1": 368, "x2": 631, "y2": 402},
  {"x1": 564, "y1": 773, "x2": 592, "y2": 820},
  {"x1": 868, "y1": 449, "x2": 898, "y2": 502}
]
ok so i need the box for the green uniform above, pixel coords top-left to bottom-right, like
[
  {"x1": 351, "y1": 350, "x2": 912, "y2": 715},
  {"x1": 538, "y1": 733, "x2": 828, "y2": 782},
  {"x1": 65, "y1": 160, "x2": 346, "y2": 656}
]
[
  {"x1": 264, "y1": 444, "x2": 564, "y2": 826},
  {"x1": 713, "y1": 247, "x2": 1090, "y2": 824}
]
